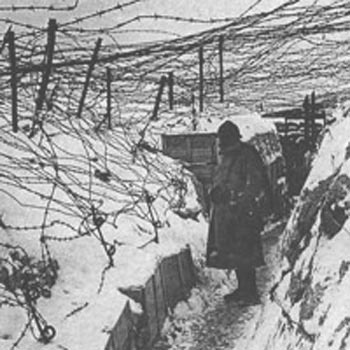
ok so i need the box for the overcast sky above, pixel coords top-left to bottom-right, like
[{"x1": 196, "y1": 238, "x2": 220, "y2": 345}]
[
  {"x1": 0, "y1": 0, "x2": 329, "y2": 43},
  {"x1": 0, "y1": 0, "x2": 286, "y2": 42}
]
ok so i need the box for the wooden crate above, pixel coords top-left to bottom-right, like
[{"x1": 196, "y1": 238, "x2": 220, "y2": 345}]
[{"x1": 162, "y1": 132, "x2": 217, "y2": 164}]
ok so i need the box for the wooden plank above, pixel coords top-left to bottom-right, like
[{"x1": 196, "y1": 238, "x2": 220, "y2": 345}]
[
  {"x1": 112, "y1": 301, "x2": 133, "y2": 350},
  {"x1": 177, "y1": 248, "x2": 195, "y2": 296},
  {"x1": 161, "y1": 254, "x2": 183, "y2": 309},
  {"x1": 154, "y1": 266, "x2": 167, "y2": 333},
  {"x1": 144, "y1": 276, "x2": 158, "y2": 344},
  {"x1": 262, "y1": 107, "x2": 325, "y2": 120},
  {"x1": 105, "y1": 335, "x2": 116, "y2": 350}
]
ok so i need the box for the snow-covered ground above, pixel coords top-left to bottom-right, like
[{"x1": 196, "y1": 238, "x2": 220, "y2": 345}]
[{"x1": 0, "y1": 89, "x2": 280, "y2": 350}]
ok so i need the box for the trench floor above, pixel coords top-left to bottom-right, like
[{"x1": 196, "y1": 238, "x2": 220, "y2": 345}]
[{"x1": 152, "y1": 220, "x2": 286, "y2": 350}]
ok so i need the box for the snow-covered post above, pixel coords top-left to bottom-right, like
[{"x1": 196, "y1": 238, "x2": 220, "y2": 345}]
[
  {"x1": 77, "y1": 38, "x2": 102, "y2": 119},
  {"x1": 219, "y1": 35, "x2": 224, "y2": 103},
  {"x1": 168, "y1": 71, "x2": 174, "y2": 110},
  {"x1": 199, "y1": 46, "x2": 204, "y2": 112},
  {"x1": 35, "y1": 19, "x2": 57, "y2": 113},
  {"x1": 106, "y1": 67, "x2": 112, "y2": 130},
  {"x1": 8, "y1": 30, "x2": 18, "y2": 133},
  {"x1": 151, "y1": 75, "x2": 167, "y2": 121}
]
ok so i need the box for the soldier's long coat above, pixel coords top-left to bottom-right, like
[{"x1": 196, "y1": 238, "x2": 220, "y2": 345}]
[{"x1": 206, "y1": 142, "x2": 270, "y2": 269}]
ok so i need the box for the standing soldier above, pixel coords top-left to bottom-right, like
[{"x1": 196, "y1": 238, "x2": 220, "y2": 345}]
[{"x1": 206, "y1": 120, "x2": 271, "y2": 305}]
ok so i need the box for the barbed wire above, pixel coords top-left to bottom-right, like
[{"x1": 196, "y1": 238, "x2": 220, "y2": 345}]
[{"x1": 0, "y1": 0, "x2": 79, "y2": 12}]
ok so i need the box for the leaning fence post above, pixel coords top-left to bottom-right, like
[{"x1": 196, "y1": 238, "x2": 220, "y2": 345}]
[
  {"x1": 151, "y1": 75, "x2": 167, "y2": 121},
  {"x1": 36, "y1": 18, "x2": 57, "y2": 113},
  {"x1": 106, "y1": 67, "x2": 112, "y2": 130},
  {"x1": 8, "y1": 30, "x2": 18, "y2": 133},
  {"x1": 199, "y1": 46, "x2": 204, "y2": 112},
  {"x1": 168, "y1": 71, "x2": 174, "y2": 110},
  {"x1": 77, "y1": 38, "x2": 102, "y2": 119},
  {"x1": 219, "y1": 35, "x2": 224, "y2": 103}
]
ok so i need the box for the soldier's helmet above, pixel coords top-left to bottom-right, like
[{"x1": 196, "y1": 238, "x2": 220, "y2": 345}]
[{"x1": 217, "y1": 120, "x2": 241, "y2": 148}]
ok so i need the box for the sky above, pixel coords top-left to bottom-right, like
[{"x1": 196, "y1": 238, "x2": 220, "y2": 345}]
[{"x1": 0, "y1": 0, "x2": 290, "y2": 43}]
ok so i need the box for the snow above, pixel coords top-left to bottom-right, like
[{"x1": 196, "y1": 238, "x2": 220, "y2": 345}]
[{"x1": 0, "y1": 87, "x2": 284, "y2": 350}]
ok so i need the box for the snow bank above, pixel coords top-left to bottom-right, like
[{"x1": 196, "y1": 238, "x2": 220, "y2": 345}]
[
  {"x1": 238, "y1": 104, "x2": 350, "y2": 350},
  {"x1": 0, "y1": 85, "x2": 281, "y2": 350},
  {"x1": 0, "y1": 113, "x2": 207, "y2": 350}
]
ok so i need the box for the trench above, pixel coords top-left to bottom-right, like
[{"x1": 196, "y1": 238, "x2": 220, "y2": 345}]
[{"x1": 151, "y1": 221, "x2": 286, "y2": 350}]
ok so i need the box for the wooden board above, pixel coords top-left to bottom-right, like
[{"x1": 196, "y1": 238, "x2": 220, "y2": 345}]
[
  {"x1": 154, "y1": 266, "x2": 167, "y2": 332},
  {"x1": 178, "y1": 248, "x2": 195, "y2": 295},
  {"x1": 116, "y1": 248, "x2": 197, "y2": 350},
  {"x1": 109, "y1": 301, "x2": 133, "y2": 350},
  {"x1": 144, "y1": 276, "x2": 158, "y2": 345},
  {"x1": 160, "y1": 254, "x2": 184, "y2": 309}
]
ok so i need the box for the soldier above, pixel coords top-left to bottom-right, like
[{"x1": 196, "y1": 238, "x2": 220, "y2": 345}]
[{"x1": 206, "y1": 120, "x2": 271, "y2": 305}]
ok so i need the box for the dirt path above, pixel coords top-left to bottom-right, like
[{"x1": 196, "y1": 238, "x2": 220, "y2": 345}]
[{"x1": 153, "y1": 221, "x2": 285, "y2": 350}]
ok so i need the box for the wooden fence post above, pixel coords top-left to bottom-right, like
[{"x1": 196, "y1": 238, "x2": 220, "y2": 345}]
[
  {"x1": 199, "y1": 46, "x2": 204, "y2": 112},
  {"x1": 168, "y1": 71, "x2": 174, "y2": 110},
  {"x1": 36, "y1": 19, "x2": 57, "y2": 113},
  {"x1": 151, "y1": 75, "x2": 167, "y2": 121},
  {"x1": 77, "y1": 38, "x2": 102, "y2": 119},
  {"x1": 303, "y1": 95, "x2": 310, "y2": 149},
  {"x1": 8, "y1": 30, "x2": 18, "y2": 133},
  {"x1": 310, "y1": 91, "x2": 316, "y2": 146},
  {"x1": 106, "y1": 67, "x2": 112, "y2": 130},
  {"x1": 219, "y1": 35, "x2": 224, "y2": 103}
]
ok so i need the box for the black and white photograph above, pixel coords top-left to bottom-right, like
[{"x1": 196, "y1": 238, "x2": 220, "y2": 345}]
[{"x1": 0, "y1": 1, "x2": 349, "y2": 349}]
